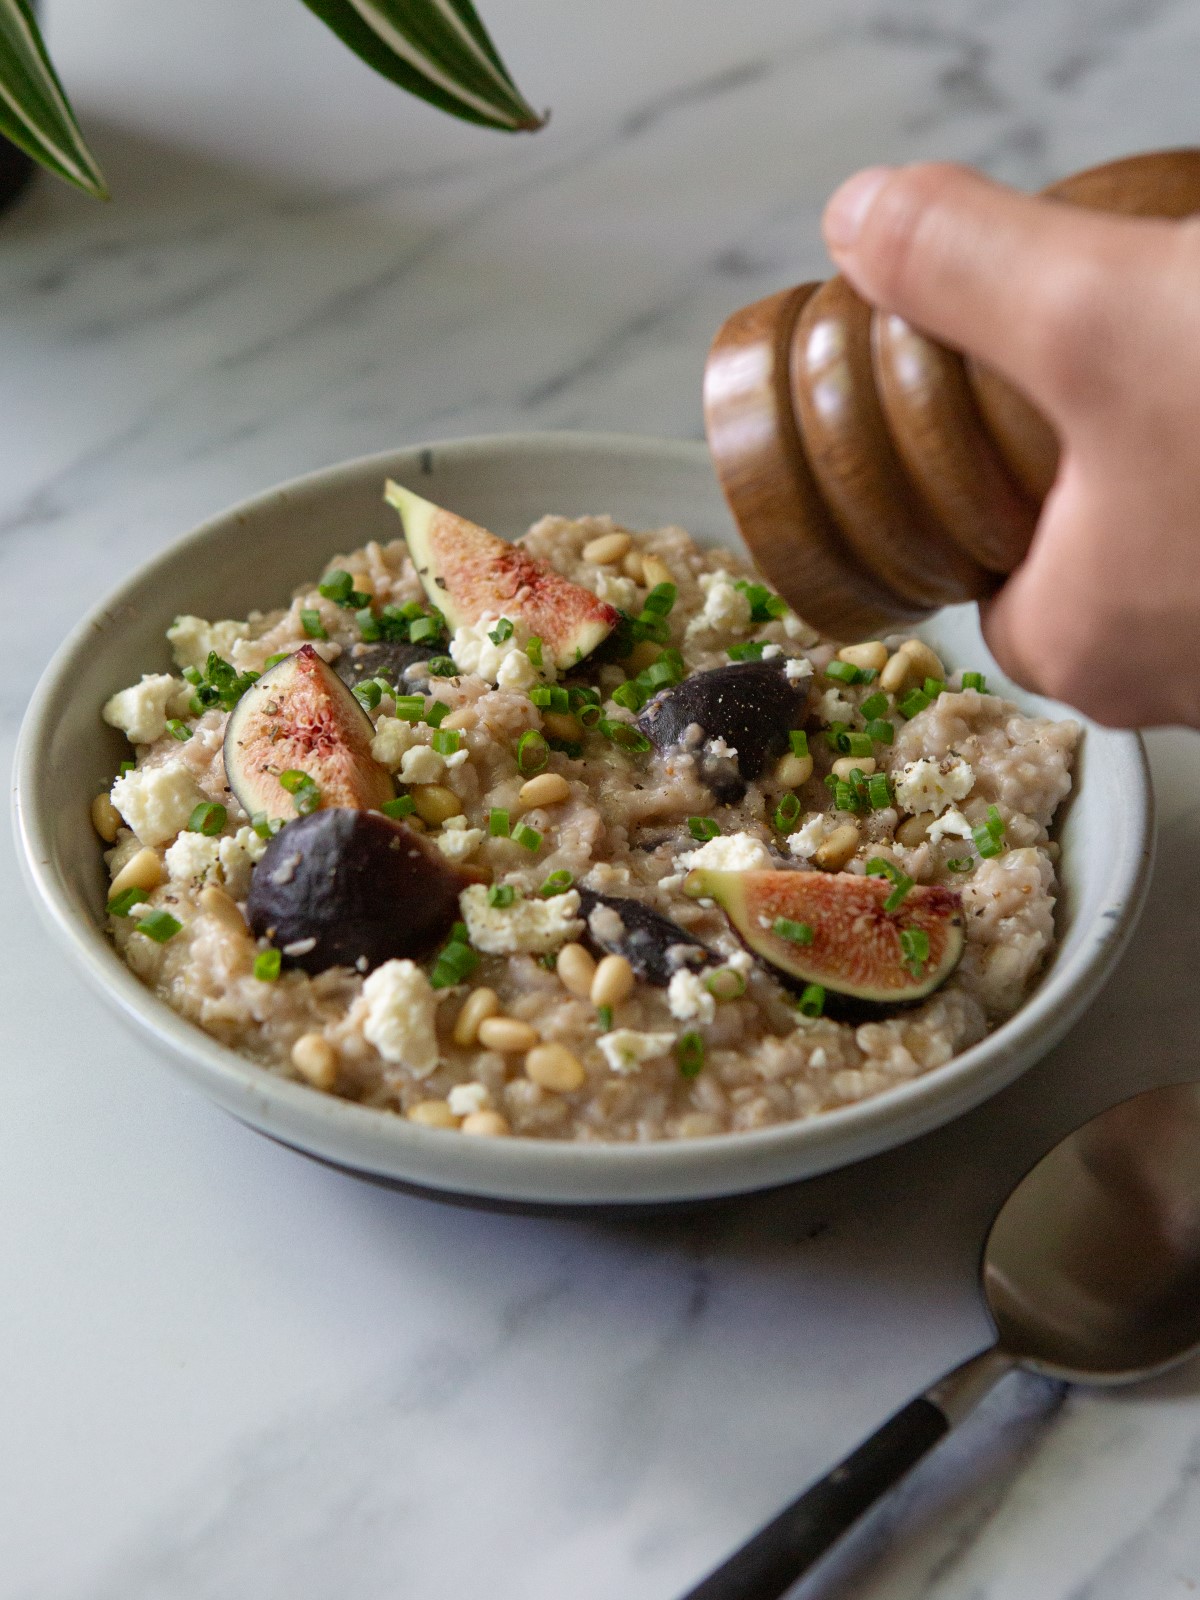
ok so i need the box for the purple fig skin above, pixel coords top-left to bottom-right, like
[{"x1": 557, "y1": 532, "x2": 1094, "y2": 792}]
[
  {"x1": 247, "y1": 808, "x2": 472, "y2": 975},
  {"x1": 334, "y1": 638, "x2": 438, "y2": 691},
  {"x1": 576, "y1": 888, "x2": 714, "y2": 986}
]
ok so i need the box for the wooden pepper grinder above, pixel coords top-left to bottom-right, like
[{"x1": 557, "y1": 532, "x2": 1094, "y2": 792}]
[{"x1": 704, "y1": 148, "x2": 1200, "y2": 640}]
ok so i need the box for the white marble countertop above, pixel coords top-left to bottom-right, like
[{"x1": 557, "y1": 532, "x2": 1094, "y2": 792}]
[{"x1": 4, "y1": 2, "x2": 1200, "y2": 1595}]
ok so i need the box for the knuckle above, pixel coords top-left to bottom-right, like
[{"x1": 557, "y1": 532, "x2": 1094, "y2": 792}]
[{"x1": 858, "y1": 162, "x2": 967, "y2": 306}]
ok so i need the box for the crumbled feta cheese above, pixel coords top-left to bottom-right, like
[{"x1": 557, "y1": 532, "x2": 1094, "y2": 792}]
[
  {"x1": 592, "y1": 571, "x2": 641, "y2": 611},
  {"x1": 111, "y1": 761, "x2": 208, "y2": 847},
  {"x1": 705, "y1": 737, "x2": 738, "y2": 761},
  {"x1": 784, "y1": 656, "x2": 814, "y2": 683},
  {"x1": 362, "y1": 959, "x2": 441, "y2": 1075},
  {"x1": 926, "y1": 807, "x2": 974, "y2": 845},
  {"x1": 399, "y1": 744, "x2": 445, "y2": 784},
  {"x1": 783, "y1": 613, "x2": 819, "y2": 645},
  {"x1": 678, "y1": 831, "x2": 772, "y2": 873},
  {"x1": 787, "y1": 814, "x2": 836, "y2": 859},
  {"x1": 371, "y1": 717, "x2": 416, "y2": 770},
  {"x1": 667, "y1": 968, "x2": 716, "y2": 1025},
  {"x1": 495, "y1": 647, "x2": 540, "y2": 692},
  {"x1": 450, "y1": 615, "x2": 556, "y2": 686},
  {"x1": 597, "y1": 1029, "x2": 676, "y2": 1075},
  {"x1": 436, "y1": 826, "x2": 484, "y2": 862},
  {"x1": 459, "y1": 884, "x2": 584, "y2": 954},
  {"x1": 167, "y1": 615, "x2": 250, "y2": 673},
  {"x1": 102, "y1": 674, "x2": 191, "y2": 745},
  {"x1": 217, "y1": 826, "x2": 268, "y2": 898},
  {"x1": 686, "y1": 571, "x2": 751, "y2": 636},
  {"x1": 448, "y1": 1083, "x2": 490, "y2": 1116},
  {"x1": 817, "y1": 688, "x2": 857, "y2": 724},
  {"x1": 442, "y1": 747, "x2": 470, "y2": 770},
  {"x1": 164, "y1": 831, "x2": 221, "y2": 884},
  {"x1": 761, "y1": 643, "x2": 783, "y2": 660},
  {"x1": 894, "y1": 757, "x2": 975, "y2": 817}
]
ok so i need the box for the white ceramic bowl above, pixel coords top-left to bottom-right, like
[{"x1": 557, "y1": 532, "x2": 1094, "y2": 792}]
[{"x1": 13, "y1": 433, "x2": 1154, "y2": 1207}]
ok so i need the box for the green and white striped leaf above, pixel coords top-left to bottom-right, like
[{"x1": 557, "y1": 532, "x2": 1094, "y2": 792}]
[
  {"x1": 0, "y1": 0, "x2": 107, "y2": 198},
  {"x1": 297, "y1": 0, "x2": 544, "y2": 131}
]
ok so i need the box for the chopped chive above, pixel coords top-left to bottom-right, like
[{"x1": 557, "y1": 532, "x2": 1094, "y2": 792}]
[
  {"x1": 525, "y1": 635, "x2": 544, "y2": 669},
  {"x1": 107, "y1": 887, "x2": 148, "y2": 917},
  {"x1": 355, "y1": 607, "x2": 382, "y2": 642},
  {"x1": 596, "y1": 1004, "x2": 613, "y2": 1033},
  {"x1": 576, "y1": 702, "x2": 603, "y2": 729},
  {"x1": 516, "y1": 729, "x2": 549, "y2": 775},
  {"x1": 279, "y1": 770, "x2": 321, "y2": 815},
  {"x1": 429, "y1": 936, "x2": 481, "y2": 989},
  {"x1": 182, "y1": 666, "x2": 202, "y2": 686},
  {"x1": 687, "y1": 816, "x2": 721, "y2": 842},
  {"x1": 598, "y1": 719, "x2": 651, "y2": 753},
  {"x1": 119, "y1": 759, "x2": 136, "y2": 775},
  {"x1": 488, "y1": 617, "x2": 514, "y2": 644},
  {"x1": 899, "y1": 926, "x2": 930, "y2": 977},
  {"x1": 393, "y1": 694, "x2": 425, "y2": 722},
  {"x1": 165, "y1": 718, "x2": 191, "y2": 742},
  {"x1": 923, "y1": 677, "x2": 946, "y2": 700},
  {"x1": 946, "y1": 857, "x2": 974, "y2": 873},
  {"x1": 833, "y1": 780, "x2": 861, "y2": 814},
  {"x1": 864, "y1": 718, "x2": 895, "y2": 745},
  {"x1": 187, "y1": 801, "x2": 227, "y2": 837},
  {"x1": 735, "y1": 580, "x2": 786, "y2": 622},
  {"x1": 986, "y1": 804, "x2": 1005, "y2": 839},
  {"x1": 546, "y1": 738, "x2": 582, "y2": 761},
  {"x1": 251, "y1": 812, "x2": 284, "y2": 840},
  {"x1": 300, "y1": 608, "x2": 327, "y2": 640},
  {"x1": 539, "y1": 870, "x2": 574, "y2": 898},
  {"x1": 705, "y1": 966, "x2": 747, "y2": 1000},
  {"x1": 859, "y1": 691, "x2": 889, "y2": 721},
  {"x1": 514, "y1": 823, "x2": 542, "y2": 852},
  {"x1": 381, "y1": 796, "x2": 416, "y2": 820},
  {"x1": 488, "y1": 808, "x2": 511, "y2": 838},
  {"x1": 254, "y1": 948, "x2": 282, "y2": 981},
  {"x1": 632, "y1": 613, "x2": 671, "y2": 645},
  {"x1": 797, "y1": 983, "x2": 825, "y2": 1018},
  {"x1": 611, "y1": 680, "x2": 644, "y2": 713},
  {"x1": 424, "y1": 701, "x2": 451, "y2": 728},
  {"x1": 427, "y1": 656, "x2": 458, "y2": 678},
  {"x1": 824, "y1": 659, "x2": 863, "y2": 685},
  {"x1": 974, "y1": 806, "x2": 1006, "y2": 858},
  {"x1": 642, "y1": 582, "x2": 677, "y2": 617},
  {"x1": 865, "y1": 857, "x2": 913, "y2": 912},
  {"x1": 772, "y1": 916, "x2": 814, "y2": 945},
  {"x1": 866, "y1": 773, "x2": 893, "y2": 810},
  {"x1": 962, "y1": 671, "x2": 987, "y2": 693},
  {"x1": 318, "y1": 570, "x2": 354, "y2": 605},
  {"x1": 431, "y1": 728, "x2": 461, "y2": 756},
  {"x1": 842, "y1": 731, "x2": 874, "y2": 759},
  {"x1": 677, "y1": 1031, "x2": 705, "y2": 1078},
  {"x1": 487, "y1": 883, "x2": 516, "y2": 907},
  {"x1": 727, "y1": 640, "x2": 767, "y2": 662},
  {"x1": 774, "y1": 793, "x2": 801, "y2": 831},
  {"x1": 408, "y1": 615, "x2": 440, "y2": 645},
  {"x1": 789, "y1": 730, "x2": 809, "y2": 759},
  {"x1": 353, "y1": 680, "x2": 384, "y2": 712},
  {"x1": 568, "y1": 685, "x2": 601, "y2": 709},
  {"x1": 897, "y1": 688, "x2": 932, "y2": 720},
  {"x1": 135, "y1": 908, "x2": 182, "y2": 944}
]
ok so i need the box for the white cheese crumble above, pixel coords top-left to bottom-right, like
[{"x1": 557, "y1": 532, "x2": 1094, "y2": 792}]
[
  {"x1": 678, "y1": 831, "x2": 772, "y2": 873},
  {"x1": 597, "y1": 1029, "x2": 676, "y2": 1075},
  {"x1": 217, "y1": 827, "x2": 268, "y2": 898},
  {"x1": 592, "y1": 571, "x2": 640, "y2": 611},
  {"x1": 361, "y1": 960, "x2": 441, "y2": 1075},
  {"x1": 436, "y1": 825, "x2": 484, "y2": 862},
  {"x1": 371, "y1": 717, "x2": 416, "y2": 770},
  {"x1": 893, "y1": 756, "x2": 975, "y2": 817},
  {"x1": 459, "y1": 884, "x2": 584, "y2": 954},
  {"x1": 926, "y1": 807, "x2": 974, "y2": 845},
  {"x1": 449, "y1": 615, "x2": 555, "y2": 686},
  {"x1": 448, "y1": 1083, "x2": 491, "y2": 1117},
  {"x1": 667, "y1": 968, "x2": 716, "y2": 1025},
  {"x1": 784, "y1": 656, "x2": 814, "y2": 683},
  {"x1": 761, "y1": 643, "x2": 783, "y2": 660},
  {"x1": 164, "y1": 832, "x2": 220, "y2": 885},
  {"x1": 786, "y1": 814, "x2": 836, "y2": 859},
  {"x1": 102, "y1": 674, "x2": 192, "y2": 746},
  {"x1": 495, "y1": 647, "x2": 540, "y2": 692},
  {"x1": 686, "y1": 570, "x2": 751, "y2": 636},
  {"x1": 110, "y1": 762, "x2": 208, "y2": 848},
  {"x1": 816, "y1": 688, "x2": 857, "y2": 724},
  {"x1": 399, "y1": 745, "x2": 445, "y2": 785},
  {"x1": 167, "y1": 615, "x2": 250, "y2": 673},
  {"x1": 705, "y1": 737, "x2": 738, "y2": 761}
]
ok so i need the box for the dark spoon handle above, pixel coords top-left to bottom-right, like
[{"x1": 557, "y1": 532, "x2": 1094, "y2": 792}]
[{"x1": 677, "y1": 1346, "x2": 1010, "y2": 1600}]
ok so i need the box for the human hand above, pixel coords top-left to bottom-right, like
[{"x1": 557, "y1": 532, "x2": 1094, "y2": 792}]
[{"x1": 823, "y1": 161, "x2": 1200, "y2": 728}]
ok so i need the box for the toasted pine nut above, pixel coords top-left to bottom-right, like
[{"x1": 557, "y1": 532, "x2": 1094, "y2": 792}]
[
  {"x1": 541, "y1": 711, "x2": 583, "y2": 744},
  {"x1": 814, "y1": 821, "x2": 861, "y2": 871},
  {"x1": 896, "y1": 812, "x2": 934, "y2": 849},
  {"x1": 831, "y1": 755, "x2": 876, "y2": 780},
  {"x1": 461, "y1": 1109, "x2": 511, "y2": 1137},
  {"x1": 519, "y1": 773, "x2": 571, "y2": 808},
  {"x1": 837, "y1": 640, "x2": 889, "y2": 673},
  {"x1": 408, "y1": 1099, "x2": 459, "y2": 1129},
  {"x1": 583, "y1": 531, "x2": 632, "y2": 565},
  {"x1": 91, "y1": 792, "x2": 122, "y2": 843},
  {"x1": 291, "y1": 1032, "x2": 338, "y2": 1090},
  {"x1": 621, "y1": 550, "x2": 646, "y2": 583},
  {"x1": 198, "y1": 883, "x2": 246, "y2": 933},
  {"x1": 626, "y1": 640, "x2": 662, "y2": 674},
  {"x1": 411, "y1": 783, "x2": 463, "y2": 824},
  {"x1": 641, "y1": 554, "x2": 674, "y2": 590},
  {"x1": 110, "y1": 847, "x2": 164, "y2": 898},
  {"x1": 525, "y1": 1043, "x2": 586, "y2": 1093},
  {"x1": 899, "y1": 638, "x2": 945, "y2": 682},
  {"x1": 477, "y1": 1016, "x2": 540, "y2": 1054},
  {"x1": 590, "y1": 953, "x2": 635, "y2": 1008},
  {"x1": 556, "y1": 942, "x2": 597, "y2": 998},
  {"x1": 878, "y1": 651, "x2": 915, "y2": 695},
  {"x1": 453, "y1": 986, "x2": 500, "y2": 1047},
  {"x1": 775, "y1": 752, "x2": 813, "y2": 788}
]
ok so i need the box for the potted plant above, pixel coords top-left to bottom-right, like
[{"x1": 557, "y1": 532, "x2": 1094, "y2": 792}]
[{"x1": 0, "y1": 0, "x2": 542, "y2": 208}]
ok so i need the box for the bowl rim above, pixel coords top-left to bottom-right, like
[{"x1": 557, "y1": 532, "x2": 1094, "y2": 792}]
[{"x1": 12, "y1": 431, "x2": 1156, "y2": 1203}]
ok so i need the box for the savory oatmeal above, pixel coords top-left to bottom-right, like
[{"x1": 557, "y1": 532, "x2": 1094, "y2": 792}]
[{"x1": 94, "y1": 484, "x2": 1079, "y2": 1142}]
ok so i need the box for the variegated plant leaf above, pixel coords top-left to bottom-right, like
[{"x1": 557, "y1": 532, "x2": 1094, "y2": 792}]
[
  {"x1": 297, "y1": 0, "x2": 544, "y2": 131},
  {"x1": 0, "y1": 0, "x2": 107, "y2": 198}
]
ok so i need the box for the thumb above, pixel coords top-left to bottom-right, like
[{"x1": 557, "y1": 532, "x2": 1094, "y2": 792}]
[{"x1": 821, "y1": 162, "x2": 1150, "y2": 419}]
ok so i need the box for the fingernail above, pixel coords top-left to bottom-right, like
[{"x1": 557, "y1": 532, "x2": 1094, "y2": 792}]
[{"x1": 823, "y1": 166, "x2": 894, "y2": 252}]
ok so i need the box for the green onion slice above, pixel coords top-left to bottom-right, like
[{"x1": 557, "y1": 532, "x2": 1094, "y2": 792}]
[
  {"x1": 107, "y1": 887, "x2": 148, "y2": 917},
  {"x1": 865, "y1": 856, "x2": 914, "y2": 912},
  {"x1": 381, "y1": 796, "x2": 416, "y2": 820},
  {"x1": 187, "y1": 801, "x2": 227, "y2": 837},
  {"x1": 797, "y1": 983, "x2": 825, "y2": 1018},
  {"x1": 516, "y1": 729, "x2": 549, "y2": 774},
  {"x1": 165, "y1": 718, "x2": 191, "y2": 742},
  {"x1": 514, "y1": 824, "x2": 542, "y2": 852},
  {"x1": 254, "y1": 948, "x2": 282, "y2": 981},
  {"x1": 687, "y1": 816, "x2": 720, "y2": 842},
  {"x1": 789, "y1": 729, "x2": 810, "y2": 759},
  {"x1": 300, "y1": 608, "x2": 327, "y2": 639},
  {"x1": 135, "y1": 909, "x2": 182, "y2": 943},
  {"x1": 539, "y1": 870, "x2": 574, "y2": 898},
  {"x1": 677, "y1": 1031, "x2": 705, "y2": 1078},
  {"x1": 488, "y1": 883, "x2": 516, "y2": 907},
  {"x1": 489, "y1": 617, "x2": 515, "y2": 644},
  {"x1": 488, "y1": 808, "x2": 511, "y2": 838},
  {"x1": 772, "y1": 916, "x2": 814, "y2": 945},
  {"x1": 899, "y1": 926, "x2": 930, "y2": 977}
]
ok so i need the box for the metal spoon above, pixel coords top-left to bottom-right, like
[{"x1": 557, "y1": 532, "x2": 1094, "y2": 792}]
[{"x1": 681, "y1": 1080, "x2": 1200, "y2": 1600}]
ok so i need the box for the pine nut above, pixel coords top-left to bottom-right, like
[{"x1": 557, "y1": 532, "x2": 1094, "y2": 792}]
[
  {"x1": 556, "y1": 942, "x2": 597, "y2": 997},
  {"x1": 626, "y1": 640, "x2": 662, "y2": 674},
  {"x1": 831, "y1": 755, "x2": 876, "y2": 780},
  {"x1": 91, "y1": 792, "x2": 122, "y2": 843},
  {"x1": 519, "y1": 773, "x2": 571, "y2": 808},
  {"x1": 477, "y1": 1016, "x2": 540, "y2": 1054},
  {"x1": 408, "y1": 1099, "x2": 459, "y2": 1129},
  {"x1": 291, "y1": 1032, "x2": 338, "y2": 1090},
  {"x1": 452, "y1": 986, "x2": 500, "y2": 1047},
  {"x1": 775, "y1": 752, "x2": 813, "y2": 788},
  {"x1": 110, "y1": 847, "x2": 164, "y2": 898},
  {"x1": 899, "y1": 638, "x2": 945, "y2": 682},
  {"x1": 641, "y1": 554, "x2": 674, "y2": 590},
  {"x1": 896, "y1": 812, "x2": 934, "y2": 849},
  {"x1": 541, "y1": 711, "x2": 582, "y2": 743},
  {"x1": 878, "y1": 652, "x2": 915, "y2": 695},
  {"x1": 198, "y1": 884, "x2": 246, "y2": 933},
  {"x1": 590, "y1": 953, "x2": 635, "y2": 1008},
  {"x1": 411, "y1": 783, "x2": 463, "y2": 824},
  {"x1": 837, "y1": 640, "x2": 888, "y2": 673},
  {"x1": 461, "y1": 1109, "x2": 511, "y2": 1137},
  {"x1": 582, "y1": 531, "x2": 632, "y2": 565},
  {"x1": 814, "y1": 821, "x2": 861, "y2": 870},
  {"x1": 525, "y1": 1043, "x2": 586, "y2": 1093},
  {"x1": 622, "y1": 550, "x2": 646, "y2": 583}
]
